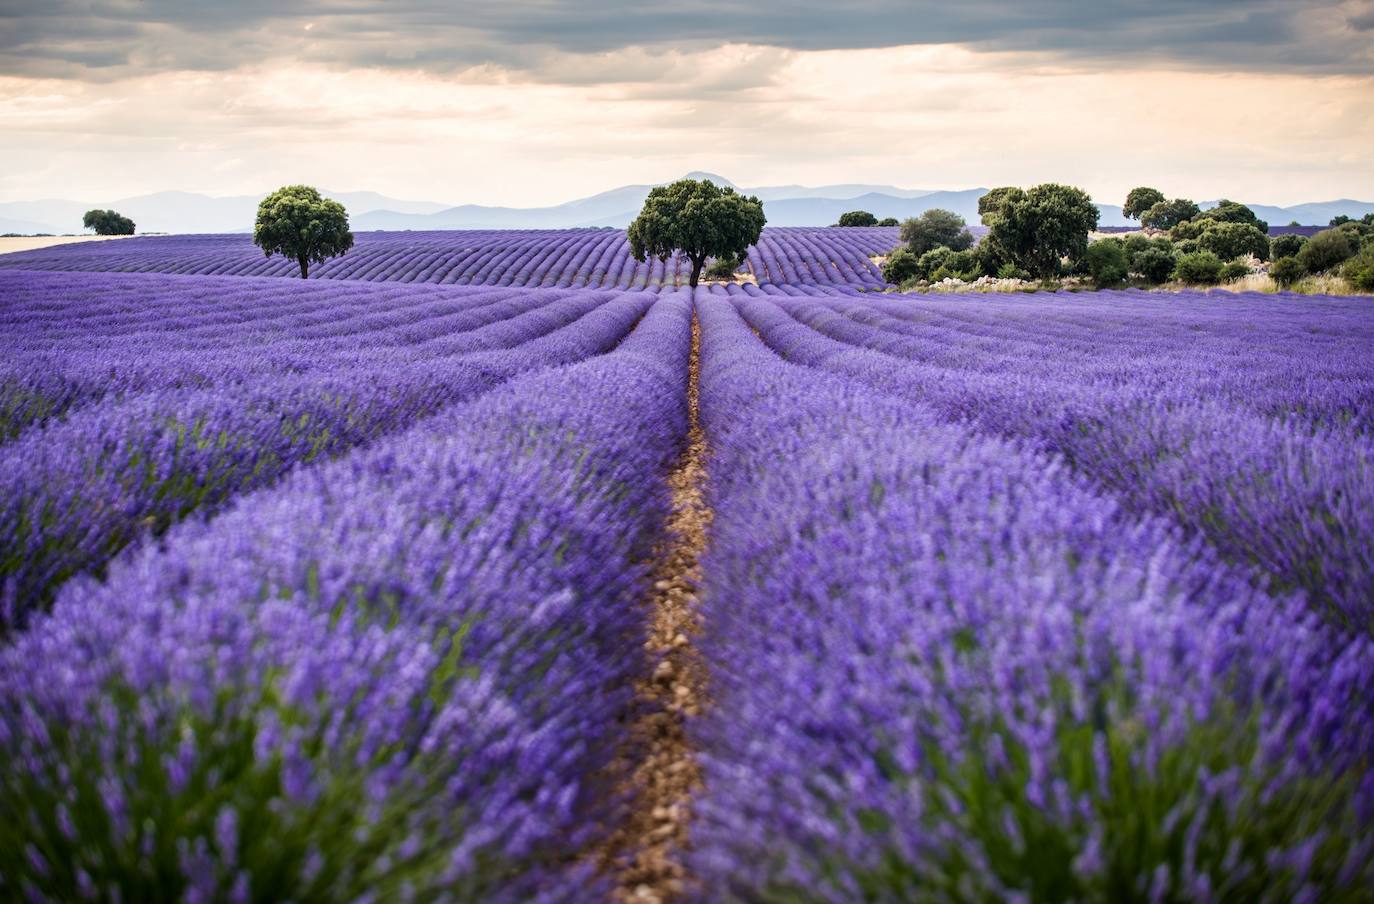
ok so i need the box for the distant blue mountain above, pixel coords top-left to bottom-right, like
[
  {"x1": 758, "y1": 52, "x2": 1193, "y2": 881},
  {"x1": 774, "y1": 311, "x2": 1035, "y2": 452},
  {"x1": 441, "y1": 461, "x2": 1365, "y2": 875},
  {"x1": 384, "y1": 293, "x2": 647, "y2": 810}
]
[{"x1": 3, "y1": 177, "x2": 1370, "y2": 234}]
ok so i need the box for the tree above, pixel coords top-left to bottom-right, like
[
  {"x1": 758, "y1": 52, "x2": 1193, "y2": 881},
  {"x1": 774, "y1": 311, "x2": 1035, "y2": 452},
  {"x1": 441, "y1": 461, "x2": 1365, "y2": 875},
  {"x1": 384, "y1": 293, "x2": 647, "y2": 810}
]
[
  {"x1": 1196, "y1": 199, "x2": 1268, "y2": 233},
  {"x1": 1140, "y1": 198, "x2": 1200, "y2": 231},
  {"x1": 1133, "y1": 247, "x2": 1177, "y2": 284},
  {"x1": 899, "y1": 209, "x2": 973, "y2": 256},
  {"x1": 877, "y1": 217, "x2": 899, "y2": 227},
  {"x1": 836, "y1": 210, "x2": 878, "y2": 227},
  {"x1": 1172, "y1": 251, "x2": 1225, "y2": 284},
  {"x1": 1085, "y1": 239, "x2": 1129, "y2": 286},
  {"x1": 1269, "y1": 234, "x2": 1307, "y2": 259},
  {"x1": 1196, "y1": 222, "x2": 1270, "y2": 262},
  {"x1": 1343, "y1": 248, "x2": 1374, "y2": 291},
  {"x1": 1297, "y1": 229, "x2": 1355, "y2": 274},
  {"x1": 1122, "y1": 187, "x2": 1165, "y2": 222},
  {"x1": 82, "y1": 209, "x2": 135, "y2": 235},
  {"x1": 979, "y1": 184, "x2": 1099, "y2": 279},
  {"x1": 253, "y1": 185, "x2": 353, "y2": 279},
  {"x1": 628, "y1": 178, "x2": 765, "y2": 288}
]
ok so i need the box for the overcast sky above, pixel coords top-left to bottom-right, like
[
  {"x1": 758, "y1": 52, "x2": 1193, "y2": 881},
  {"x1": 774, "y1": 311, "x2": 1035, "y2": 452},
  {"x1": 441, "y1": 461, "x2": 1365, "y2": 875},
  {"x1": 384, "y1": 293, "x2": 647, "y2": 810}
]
[{"x1": 2, "y1": 1, "x2": 1373, "y2": 206}]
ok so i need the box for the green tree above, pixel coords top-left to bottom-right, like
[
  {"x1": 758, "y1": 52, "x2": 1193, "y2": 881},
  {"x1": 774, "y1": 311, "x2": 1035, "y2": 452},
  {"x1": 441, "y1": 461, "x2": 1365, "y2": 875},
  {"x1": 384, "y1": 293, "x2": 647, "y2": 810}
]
[
  {"x1": 82, "y1": 209, "x2": 135, "y2": 235},
  {"x1": 1172, "y1": 250, "x2": 1225, "y2": 284},
  {"x1": 1140, "y1": 198, "x2": 1200, "y2": 231},
  {"x1": 253, "y1": 185, "x2": 353, "y2": 279},
  {"x1": 1297, "y1": 229, "x2": 1355, "y2": 274},
  {"x1": 979, "y1": 184, "x2": 1100, "y2": 279},
  {"x1": 899, "y1": 209, "x2": 973, "y2": 256},
  {"x1": 837, "y1": 210, "x2": 878, "y2": 227},
  {"x1": 1085, "y1": 239, "x2": 1129, "y2": 287},
  {"x1": 1122, "y1": 187, "x2": 1165, "y2": 222},
  {"x1": 628, "y1": 178, "x2": 765, "y2": 288},
  {"x1": 1269, "y1": 234, "x2": 1307, "y2": 259},
  {"x1": 1269, "y1": 256, "x2": 1306, "y2": 287},
  {"x1": 877, "y1": 217, "x2": 899, "y2": 227},
  {"x1": 1196, "y1": 222, "x2": 1270, "y2": 262},
  {"x1": 1343, "y1": 248, "x2": 1374, "y2": 291},
  {"x1": 1197, "y1": 199, "x2": 1268, "y2": 233},
  {"x1": 1133, "y1": 247, "x2": 1177, "y2": 284}
]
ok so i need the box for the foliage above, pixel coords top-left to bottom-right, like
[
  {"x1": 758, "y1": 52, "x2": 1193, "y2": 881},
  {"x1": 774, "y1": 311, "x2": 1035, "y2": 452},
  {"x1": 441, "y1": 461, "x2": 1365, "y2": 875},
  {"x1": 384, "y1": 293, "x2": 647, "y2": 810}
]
[
  {"x1": 880, "y1": 247, "x2": 922, "y2": 285},
  {"x1": 899, "y1": 209, "x2": 973, "y2": 256},
  {"x1": 704, "y1": 253, "x2": 745, "y2": 280},
  {"x1": 837, "y1": 211, "x2": 879, "y2": 227},
  {"x1": 1297, "y1": 229, "x2": 1355, "y2": 274},
  {"x1": 1132, "y1": 247, "x2": 1177, "y2": 284},
  {"x1": 1172, "y1": 250, "x2": 1225, "y2": 284},
  {"x1": 877, "y1": 217, "x2": 899, "y2": 227},
  {"x1": 1343, "y1": 247, "x2": 1374, "y2": 291},
  {"x1": 1269, "y1": 256, "x2": 1307, "y2": 287},
  {"x1": 979, "y1": 184, "x2": 1100, "y2": 278},
  {"x1": 253, "y1": 186, "x2": 353, "y2": 279},
  {"x1": 1196, "y1": 222, "x2": 1270, "y2": 262},
  {"x1": 1084, "y1": 238, "x2": 1129, "y2": 287},
  {"x1": 1196, "y1": 199, "x2": 1268, "y2": 233},
  {"x1": 82, "y1": 209, "x2": 135, "y2": 235},
  {"x1": 1219, "y1": 259, "x2": 1251, "y2": 281},
  {"x1": 628, "y1": 178, "x2": 765, "y2": 287},
  {"x1": 1270, "y1": 233, "x2": 1307, "y2": 259},
  {"x1": 1121, "y1": 187, "x2": 1165, "y2": 221},
  {"x1": 929, "y1": 249, "x2": 979, "y2": 282},
  {"x1": 1140, "y1": 198, "x2": 1200, "y2": 231}
]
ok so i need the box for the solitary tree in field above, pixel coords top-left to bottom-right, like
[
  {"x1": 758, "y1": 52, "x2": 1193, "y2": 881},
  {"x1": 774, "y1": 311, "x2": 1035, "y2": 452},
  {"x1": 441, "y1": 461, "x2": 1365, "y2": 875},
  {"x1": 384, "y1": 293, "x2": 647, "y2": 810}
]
[
  {"x1": 83, "y1": 209, "x2": 135, "y2": 235},
  {"x1": 979, "y1": 184, "x2": 1099, "y2": 278},
  {"x1": 628, "y1": 178, "x2": 765, "y2": 288},
  {"x1": 836, "y1": 210, "x2": 878, "y2": 227},
  {"x1": 1122, "y1": 187, "x2": 1165, "y2": 222},
  {"x1": 253, "y1": 185, "x2": 353, "y2": 279}
]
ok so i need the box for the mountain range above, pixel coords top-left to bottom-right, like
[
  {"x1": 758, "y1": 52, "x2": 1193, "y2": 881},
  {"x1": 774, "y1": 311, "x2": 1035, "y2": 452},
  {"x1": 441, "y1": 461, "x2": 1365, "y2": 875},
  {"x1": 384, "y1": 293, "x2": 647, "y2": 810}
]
[{"x1": 3, "y1": 173, "x2": 1371, "y2": 235}]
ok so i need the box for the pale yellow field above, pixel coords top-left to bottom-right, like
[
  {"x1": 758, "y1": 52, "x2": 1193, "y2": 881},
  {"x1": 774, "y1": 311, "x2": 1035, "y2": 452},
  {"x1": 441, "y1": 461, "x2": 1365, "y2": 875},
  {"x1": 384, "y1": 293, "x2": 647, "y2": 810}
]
[{"x1": 0, "y1": 234, "x2": 135, "y2": 255}]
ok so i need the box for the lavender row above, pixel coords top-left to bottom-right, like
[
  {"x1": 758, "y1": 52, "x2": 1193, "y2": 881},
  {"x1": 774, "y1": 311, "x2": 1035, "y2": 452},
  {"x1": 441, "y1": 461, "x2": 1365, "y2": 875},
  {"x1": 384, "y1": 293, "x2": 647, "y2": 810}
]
[
  {"x1": 736, "y1": 295, "x2": 1374, "y2": 632},
  {"x1": 0, "y1": 291, "x2": 693, "y2": 902},
  {"x1": 0, "y1": 227, "x2": 897, "y2": 288},
  {"x1": 689, "y1": 295, "x2": 1374, "y2": 901},
  {"x1": 0, "y1": 289, "x2": 653, "y2": 626}
]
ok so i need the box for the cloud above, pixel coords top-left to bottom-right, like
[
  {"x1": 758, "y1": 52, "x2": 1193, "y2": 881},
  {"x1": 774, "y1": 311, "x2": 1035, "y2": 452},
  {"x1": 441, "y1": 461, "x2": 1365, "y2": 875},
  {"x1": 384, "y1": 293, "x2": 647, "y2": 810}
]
[{"x1": 2, "y1": 0, "x2": 1372, "y2": 80}]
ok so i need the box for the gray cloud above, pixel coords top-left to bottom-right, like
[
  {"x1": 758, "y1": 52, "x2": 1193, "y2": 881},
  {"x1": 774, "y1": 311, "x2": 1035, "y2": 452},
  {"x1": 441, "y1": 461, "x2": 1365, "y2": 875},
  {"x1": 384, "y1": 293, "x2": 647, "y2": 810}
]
[{"x1": 2, "y1": 1, "x2": 1372, "y2": 79}]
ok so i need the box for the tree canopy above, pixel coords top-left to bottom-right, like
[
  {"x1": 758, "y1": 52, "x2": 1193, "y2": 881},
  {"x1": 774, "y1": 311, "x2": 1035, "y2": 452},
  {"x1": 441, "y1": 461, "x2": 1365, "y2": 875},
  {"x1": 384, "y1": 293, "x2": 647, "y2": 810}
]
[
  {"x1": 1140, "y1": 198, "x2": 1200, "y2": 231},
  {"x1": 253, "y1": 185, "x2": 354, "y2": 279},
  {"x1": 627, "y1": 178, "x2": 765, "y2": 287},
  {"x1": 899, "y1": 209, "x2": 973, "y2": 256},
  {"x1": 979, "y1": 184, "x2": 1099, "y2": 278},
  {"x1": 82, "y1": 209, "x2": 135, "y2": 235},
  {"x1": 1122, "y1": 187, "x2": 1165, "y2": 222},
  {"x1": 836, "y1": 210, "x2": 878, "y2": 227},
  {"x1": 1196, "y1": 199, "x2": 1268, "y2": 233}
]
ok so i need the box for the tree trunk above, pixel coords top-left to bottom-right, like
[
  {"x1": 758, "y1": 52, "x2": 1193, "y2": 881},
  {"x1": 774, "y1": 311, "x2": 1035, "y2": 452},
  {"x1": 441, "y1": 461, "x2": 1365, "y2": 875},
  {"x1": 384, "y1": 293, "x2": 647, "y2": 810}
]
[
  {"x1": 298, "y1": 255, "x2": 309, "y2": 279},
  {"x1": 688, "y1": 256, "x2": 704, "y2": 288}
]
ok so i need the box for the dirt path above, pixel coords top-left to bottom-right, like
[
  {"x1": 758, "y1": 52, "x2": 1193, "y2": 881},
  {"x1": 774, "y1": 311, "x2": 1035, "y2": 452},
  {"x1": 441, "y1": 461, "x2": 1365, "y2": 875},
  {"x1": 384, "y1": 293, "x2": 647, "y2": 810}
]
[{"x1": 603, "y1": 313, "x2": 711, "y2": 903}]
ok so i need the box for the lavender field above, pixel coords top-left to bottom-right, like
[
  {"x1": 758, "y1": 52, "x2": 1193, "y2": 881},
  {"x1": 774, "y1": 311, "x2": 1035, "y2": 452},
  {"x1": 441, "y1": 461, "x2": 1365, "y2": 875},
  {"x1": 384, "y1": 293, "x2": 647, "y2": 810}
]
[{"x1": 2, "y1": 254, "x2": 1373, "y2": 902}]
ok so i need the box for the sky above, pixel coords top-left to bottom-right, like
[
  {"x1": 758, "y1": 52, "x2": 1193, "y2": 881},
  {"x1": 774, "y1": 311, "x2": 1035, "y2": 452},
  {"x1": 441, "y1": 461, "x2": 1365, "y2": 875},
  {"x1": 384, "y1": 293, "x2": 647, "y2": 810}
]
[{"x1": 2, "y1": 1, "x2": 1373, "y2": 207}]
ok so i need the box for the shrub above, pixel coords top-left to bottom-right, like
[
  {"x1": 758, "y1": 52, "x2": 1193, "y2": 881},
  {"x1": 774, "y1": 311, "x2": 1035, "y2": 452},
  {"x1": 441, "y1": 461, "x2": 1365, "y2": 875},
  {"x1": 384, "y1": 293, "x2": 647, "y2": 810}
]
[
  {"x1": 1219, "y1": 259, "x2": 1251, "y2": 281},
  {"x1": 1172, "y1": 251, "x2": 1225, "y2": 284},
  {"x1": 705, "y1": 253, "x2": 744, "y2": 279},
  {"x1": 1269, "y1": 234, "x2": 1307, "y2": 259},
  {"x1": 877, "y1": 217, "x2": 899, "y2": 227},
  {"x1": 900, "y1": 210, "x2": 974, "y2": 256},
  {"x1": 1296, "y1": 229, "x2": 1355, "y2": 274},
  {"x1": 1085, "y1": 239, "x2": 1129, "y2": 287},
  {"x1": 880, "y1": 247, "x2": 922, "y2": 285},
  {"x1": 1132, "y1": 247, "x2": 1177, "y2": 284},
  {"x1": 1173, "y1": 238, "x2": 1200, "y2": 256},
  {"x1": 1168, "y1": 219, "x2": 1208, "y2": 242},
  {"x1": 1197, "y1": 222, "x2": 1270, "y2": 262},
  {"x1": 995, "y1": 262, "x2": 1031, "y2": 280},
  {"x1": 1269, "y1": 256, "x2": 1306, "y2": 287},
  {"x1": 1343, "y1": 248, "x2": 1374, "y2": 291},
  {"x1": 837, "y1": 211, "x2": 878, "y2": 227}
]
